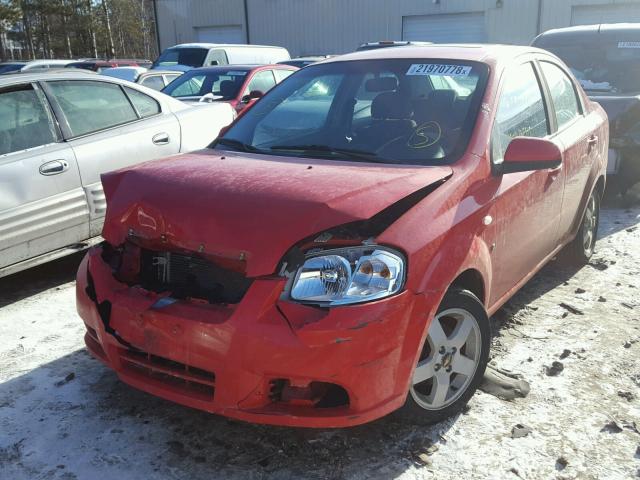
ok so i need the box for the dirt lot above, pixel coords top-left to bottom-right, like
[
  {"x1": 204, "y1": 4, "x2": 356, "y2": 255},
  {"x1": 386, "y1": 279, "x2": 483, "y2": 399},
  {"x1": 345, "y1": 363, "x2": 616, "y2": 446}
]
[{"x1": 1, "y1": 202, "x2": 639, "y2": 480}]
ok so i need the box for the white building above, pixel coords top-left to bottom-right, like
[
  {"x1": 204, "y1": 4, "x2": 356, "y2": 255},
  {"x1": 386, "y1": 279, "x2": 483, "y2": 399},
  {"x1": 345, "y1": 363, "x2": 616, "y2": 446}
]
[{"x1": 153, "y1": 0, "x2": 640, "y2": 56}]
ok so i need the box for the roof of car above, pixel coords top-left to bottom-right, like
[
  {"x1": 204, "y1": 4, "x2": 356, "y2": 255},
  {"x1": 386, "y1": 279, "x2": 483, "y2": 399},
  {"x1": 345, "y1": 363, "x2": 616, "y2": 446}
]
[
  {"x1": 326, "y1": 44, "x2": 544, "y2": 64},
  {"x1": 534, "y1": 22, "x2": 640, "y2": 44},
  {"x1": 170, "y1": 43, "x2": 284, "y2": 50},
  {"x1": 0, "y1": 70, "x2": 103, "y2": 85},
  {"x1": 186, "y1": 64, "x2": 297, "y2": 74}
]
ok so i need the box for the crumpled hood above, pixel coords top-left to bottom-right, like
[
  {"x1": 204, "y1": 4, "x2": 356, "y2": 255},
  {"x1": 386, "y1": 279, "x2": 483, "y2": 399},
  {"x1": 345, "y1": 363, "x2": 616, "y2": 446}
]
[{"x1": 101, "y1": 150, "x2": 452, "y2": 276}]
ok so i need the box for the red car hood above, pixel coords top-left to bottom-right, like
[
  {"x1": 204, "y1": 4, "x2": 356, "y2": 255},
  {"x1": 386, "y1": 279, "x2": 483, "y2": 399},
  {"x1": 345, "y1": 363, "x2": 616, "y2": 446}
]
[{"x1": 101, "y1": 150, "x2": 452, "y2": 276}]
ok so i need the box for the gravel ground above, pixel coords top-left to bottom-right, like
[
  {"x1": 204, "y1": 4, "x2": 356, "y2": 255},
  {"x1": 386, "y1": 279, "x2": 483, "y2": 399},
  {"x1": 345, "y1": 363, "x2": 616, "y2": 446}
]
[{"x1": 0, "y1": 202, "x2": 639, "y2": 480}]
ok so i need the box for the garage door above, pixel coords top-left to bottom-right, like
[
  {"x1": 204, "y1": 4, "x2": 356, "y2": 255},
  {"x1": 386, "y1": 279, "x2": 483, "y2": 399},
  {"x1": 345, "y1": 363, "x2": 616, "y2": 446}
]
[
  {"x1": 402, "y1": 13, "x2": 486, "y2": 43},
  {"x1": 195, "y1": 25, "x2": 245, "y2": 44},
  {"x1": 571, "y1": 4, "x2": 640, "y2": 25}
]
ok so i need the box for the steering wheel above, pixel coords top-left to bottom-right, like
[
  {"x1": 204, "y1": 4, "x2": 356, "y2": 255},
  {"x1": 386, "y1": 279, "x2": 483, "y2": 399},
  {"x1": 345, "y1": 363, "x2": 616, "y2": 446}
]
[{"x1": 407, "y1": 121, "x2": 442, "y2": 149}]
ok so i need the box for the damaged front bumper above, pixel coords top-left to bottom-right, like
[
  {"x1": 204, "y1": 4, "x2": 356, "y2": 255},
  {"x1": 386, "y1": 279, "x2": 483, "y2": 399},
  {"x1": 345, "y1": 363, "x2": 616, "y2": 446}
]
[{"x1": 76, "y1": 245, "x2": 434, "y2": 427}]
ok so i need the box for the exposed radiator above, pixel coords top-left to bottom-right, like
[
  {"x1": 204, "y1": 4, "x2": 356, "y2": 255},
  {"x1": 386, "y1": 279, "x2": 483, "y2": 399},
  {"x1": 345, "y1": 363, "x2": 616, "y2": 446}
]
[{"x1": 138, "y1": 249, "x2": 252, "y2": 304}]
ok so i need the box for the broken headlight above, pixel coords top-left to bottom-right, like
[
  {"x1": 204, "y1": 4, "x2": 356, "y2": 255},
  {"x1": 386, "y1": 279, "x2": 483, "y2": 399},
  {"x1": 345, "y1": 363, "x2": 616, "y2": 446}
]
[{"x1": 289, "y1": 246, "x2": 405, "y2": 306}]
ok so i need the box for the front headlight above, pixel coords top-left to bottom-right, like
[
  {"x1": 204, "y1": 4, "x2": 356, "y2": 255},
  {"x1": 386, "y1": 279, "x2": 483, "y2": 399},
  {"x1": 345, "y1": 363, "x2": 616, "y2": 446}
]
[{"x1": 289, "y1": 246, "x2": 405, "y2": 306}]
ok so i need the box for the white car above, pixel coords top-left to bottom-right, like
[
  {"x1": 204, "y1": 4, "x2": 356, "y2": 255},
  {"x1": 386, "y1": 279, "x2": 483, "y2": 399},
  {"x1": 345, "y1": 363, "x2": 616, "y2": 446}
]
[
  {"x1": 0, "y1": 70, "x2": 235, "y2": 277},
  {"x1": 100, "y1": 67, "x2": 183, "y2": 91}
]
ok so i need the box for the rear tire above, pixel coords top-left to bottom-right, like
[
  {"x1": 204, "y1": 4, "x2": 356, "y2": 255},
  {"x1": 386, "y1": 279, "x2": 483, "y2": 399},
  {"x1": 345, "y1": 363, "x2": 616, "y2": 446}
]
[
  {"x1": 563, "y1": 189, "x2": 600, "y2": 265},
  {"x1": 394, "y1": 289, "x2": 490, "y2": 425}
]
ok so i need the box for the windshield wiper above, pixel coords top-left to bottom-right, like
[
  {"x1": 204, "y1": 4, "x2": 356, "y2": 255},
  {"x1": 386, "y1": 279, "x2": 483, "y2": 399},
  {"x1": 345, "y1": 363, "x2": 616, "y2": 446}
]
[
  {"x1": 269, "y1": 144, "x2": 382, "y2": 162},
  {"x1": 215, "y1": 138, "x2": 261, "y2": 153}
]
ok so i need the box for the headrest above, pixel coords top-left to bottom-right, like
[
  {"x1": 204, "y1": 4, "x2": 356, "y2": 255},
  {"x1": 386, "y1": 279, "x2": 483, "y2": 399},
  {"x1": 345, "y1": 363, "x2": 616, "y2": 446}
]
[
  {"x1": 427, "y1": 89, "x2": 458, "y2": 110},
  {"x1": 365, "y1": 76, "x2": 398, "y2": 92},
  {"x1": 371, "y1": 92, "x2": 412, "y2": 120},
  {"x1": 219, "y1": 80, "x2": 237, "y2": 97}
]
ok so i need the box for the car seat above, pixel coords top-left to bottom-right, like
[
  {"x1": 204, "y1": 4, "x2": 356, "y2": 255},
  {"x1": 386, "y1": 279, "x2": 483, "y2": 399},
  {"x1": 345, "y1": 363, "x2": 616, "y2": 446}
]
[{"x1": 355, "y1": 91, "x2": 416, "y2": 150}]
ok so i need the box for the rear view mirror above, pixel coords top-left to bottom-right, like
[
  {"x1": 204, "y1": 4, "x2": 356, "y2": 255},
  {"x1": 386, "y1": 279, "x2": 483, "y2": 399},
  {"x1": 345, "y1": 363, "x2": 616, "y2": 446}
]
[{"x1": 500, "y1": 137, "x2": 562, "y2": 174}]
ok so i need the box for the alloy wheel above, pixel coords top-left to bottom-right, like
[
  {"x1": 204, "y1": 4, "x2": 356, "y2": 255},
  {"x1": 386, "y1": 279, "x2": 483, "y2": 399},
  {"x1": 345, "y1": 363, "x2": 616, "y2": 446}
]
[
  {"x1": 582, "y1": 194, "x2": 597, "y2": 254},
  {"x1": 410, "y1": 308, "x2": 481, "y2": 410}
]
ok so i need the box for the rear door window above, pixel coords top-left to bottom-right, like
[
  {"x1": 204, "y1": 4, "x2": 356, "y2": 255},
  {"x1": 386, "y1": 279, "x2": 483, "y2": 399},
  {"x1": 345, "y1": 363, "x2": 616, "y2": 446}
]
[
  {"x1": 492, "y1": 62, "x2": 550, "y2": 164},
  {"x1": 140, "y1": 75, "x2": 165, "y2": 91},
  {"x1": 539, "y1": 61, "x2": 581, "y2": 131},
  {"x1": 0, "y1": 84, "x2": 58, "y2": 155},
  {"x1": 273, "y1": 69, "x2": 294, "y2": 83},
  {"x1": 47, "y1": 80, "x2": 139, "y2": 137},
  {"x1": 245, "y1": 70, "x2": 277, "y2": 95}
]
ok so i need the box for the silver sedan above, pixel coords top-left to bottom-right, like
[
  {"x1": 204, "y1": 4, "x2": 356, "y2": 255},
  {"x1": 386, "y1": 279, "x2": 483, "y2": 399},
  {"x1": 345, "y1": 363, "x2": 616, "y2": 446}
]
[{"x1": 0, "y1": 70, "x2": 235, "y2": 277}]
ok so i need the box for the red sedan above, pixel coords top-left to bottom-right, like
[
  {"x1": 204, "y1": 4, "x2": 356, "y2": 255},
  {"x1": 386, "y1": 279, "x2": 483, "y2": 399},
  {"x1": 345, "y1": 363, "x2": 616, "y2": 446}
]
[
  {"x1": 76, "y1": 45, "x2": 607, "y2": 427},
  {"x1": 160, "y1": 64, "x2": 298, "y2": 113}
]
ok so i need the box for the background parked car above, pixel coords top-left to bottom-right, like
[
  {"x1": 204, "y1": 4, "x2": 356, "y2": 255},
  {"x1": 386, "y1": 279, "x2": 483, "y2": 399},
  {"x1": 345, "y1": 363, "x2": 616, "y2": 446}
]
[
  {"x1": 0, "y1": 70, "x2": 235, "y2": 278},
  {"x1": 65, "y1": 59, "x2": 151, "y2": 72},
  {"x1": 101, "y1": 66, "x2": 182, "y2": 91},
  {"x1": 278, "y1": 56, "x2": 334, "y2": 68},
  {"x1": 152, "y1": 43, "x2": 291, "y2": 71},
  {"x1": 356, "y1": 40, "x2": 432, "y2": 51},
  {"x1": 0, "y1": 59, "x2": 74, "y2": 74},
  {"x1": 161, "y1": 64, "x2": 298, "y2": 113},
  {"x1": 533, "y1": 23, "x2": 640, "y2": 195}
]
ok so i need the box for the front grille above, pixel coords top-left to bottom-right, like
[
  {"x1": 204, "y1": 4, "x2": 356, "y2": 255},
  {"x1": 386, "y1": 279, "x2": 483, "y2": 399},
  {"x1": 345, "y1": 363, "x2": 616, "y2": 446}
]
[
  {"x1": 120, "y1": 348, "x2": 215, "y2": 401},
  {"x1": 138, "y1": 249, "x2": 252, "y2": 304}
]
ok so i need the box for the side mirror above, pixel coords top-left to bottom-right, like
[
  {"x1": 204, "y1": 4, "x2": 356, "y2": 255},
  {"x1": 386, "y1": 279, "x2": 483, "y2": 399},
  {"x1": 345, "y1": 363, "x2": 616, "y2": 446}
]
[
  {"x1": 500, "y1": 137, "x2": 562, "y2": 174},
  {"x1": 199, "y1": 92, "x2": 216, "y2": 103},
  {"x1": 242, "y1": 89, "x2": 264, "y2": 103}
]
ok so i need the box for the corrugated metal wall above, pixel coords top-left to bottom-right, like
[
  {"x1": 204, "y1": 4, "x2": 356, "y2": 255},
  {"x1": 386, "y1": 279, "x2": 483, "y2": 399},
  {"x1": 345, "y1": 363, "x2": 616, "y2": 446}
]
[
  {"x1": 154, "y1": 0, "x2": 640, "y2": 56},
  {"x1": 155, "y1": 0, "x2": 247, "y2": 48}
]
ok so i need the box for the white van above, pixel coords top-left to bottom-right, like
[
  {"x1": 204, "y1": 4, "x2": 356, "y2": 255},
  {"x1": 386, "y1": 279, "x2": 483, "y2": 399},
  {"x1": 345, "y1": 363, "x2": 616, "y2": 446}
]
[{"x1": 152, "y1": 44, "x2": 290, "y2": 71}]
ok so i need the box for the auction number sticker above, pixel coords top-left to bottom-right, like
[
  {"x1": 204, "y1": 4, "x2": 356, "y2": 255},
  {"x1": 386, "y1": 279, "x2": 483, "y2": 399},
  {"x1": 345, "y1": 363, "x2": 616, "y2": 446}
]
[{"x1": 407, "y1": 64, "x2": 472, "y2": 76}]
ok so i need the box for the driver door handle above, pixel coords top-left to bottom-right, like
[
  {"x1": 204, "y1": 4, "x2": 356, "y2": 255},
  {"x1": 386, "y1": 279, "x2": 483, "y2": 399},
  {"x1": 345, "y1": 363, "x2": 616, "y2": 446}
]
[
  {"x1": 152, "y1": 133, "x2": 170, "y2": 145},
  {"x1": 39, "y1": 159, "x2": 69, "y2": 176}
]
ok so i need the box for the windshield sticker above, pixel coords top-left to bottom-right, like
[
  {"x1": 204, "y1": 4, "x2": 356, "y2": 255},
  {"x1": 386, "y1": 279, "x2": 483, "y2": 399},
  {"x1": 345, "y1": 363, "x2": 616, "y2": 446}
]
[
  {"x1": 618, "y1": 42, "x2": 640, "y2": 49},
  {"x1": 226, "y1": 71, "x2": 248, "y2": 76},
  {"x1": 407, "y1": 64, "x2": 472, "y2": 76}
]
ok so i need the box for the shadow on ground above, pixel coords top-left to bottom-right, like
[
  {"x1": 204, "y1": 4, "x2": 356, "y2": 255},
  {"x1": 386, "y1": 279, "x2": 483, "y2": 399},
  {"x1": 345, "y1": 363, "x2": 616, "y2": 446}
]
[
  {"x1": 0, "y1": 347, "x2": 458, "y2": 480},
  {"x1": 0, "y1": 252, "x2": 85, "y2": 308}
]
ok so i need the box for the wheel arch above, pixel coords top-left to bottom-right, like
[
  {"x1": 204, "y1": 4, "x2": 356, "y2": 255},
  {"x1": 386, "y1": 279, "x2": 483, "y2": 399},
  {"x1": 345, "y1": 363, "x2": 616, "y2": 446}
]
[{"x1": 449, "y1": 268, "x2": 486, "y2": 305}]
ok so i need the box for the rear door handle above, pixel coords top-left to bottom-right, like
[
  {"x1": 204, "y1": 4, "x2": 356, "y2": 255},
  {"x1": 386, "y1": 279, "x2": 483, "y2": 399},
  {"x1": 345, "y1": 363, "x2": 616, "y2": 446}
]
[
  {"x1": 587, "y1": 135, "x2": 598, "y2": 151},
  {"x1": 152, "y1": 133, "x2": 170, "y2": 145},
  {"x1": 39, "y1": 159, "x2": 69, "y2": 176}
]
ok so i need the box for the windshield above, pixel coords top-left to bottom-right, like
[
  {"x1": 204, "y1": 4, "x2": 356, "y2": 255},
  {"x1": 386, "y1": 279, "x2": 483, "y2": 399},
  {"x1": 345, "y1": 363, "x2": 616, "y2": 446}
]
[
  {"x1": 162, "y1": 69, "x2": 249, "y2": 99},
  {"x1": 540, "y1": 41, "x2": 640, "y2": 94},
  {"x1": 215, "y1": 59, "x2": 488, "y2": 166},
  {"x1": 154, "y1": 47, "x2": 208, "y2": 68},
  {"x1": 0, "y1": 64, "x2": 25, "y2": 74}
]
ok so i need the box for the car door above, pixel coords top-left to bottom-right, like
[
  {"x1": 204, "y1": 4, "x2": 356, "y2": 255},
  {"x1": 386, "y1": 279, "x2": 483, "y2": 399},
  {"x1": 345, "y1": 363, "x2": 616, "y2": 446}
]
[
  {"x1": 42, "y1": 79, "x2": 181, "y2": 237},
  {"x1": 488, "y1": 60, "x2": 566, "y2": 305},
  {"x1": 537, "y1": 59, "x2": 595, "y2": 244},
  {"x1": 0, "y1": 82, "x2": 87, "y2": 271}
]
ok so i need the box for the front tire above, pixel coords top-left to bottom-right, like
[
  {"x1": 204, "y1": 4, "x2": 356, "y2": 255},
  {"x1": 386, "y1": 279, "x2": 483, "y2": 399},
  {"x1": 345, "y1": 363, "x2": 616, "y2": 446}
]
[
  {"x1": 394, "y1": 289, "x2": 490, "y2": 425},
  {"x1": 564, "y1": 189, "x2": 600, "y2": 265}
]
